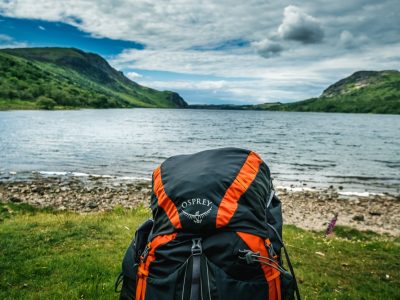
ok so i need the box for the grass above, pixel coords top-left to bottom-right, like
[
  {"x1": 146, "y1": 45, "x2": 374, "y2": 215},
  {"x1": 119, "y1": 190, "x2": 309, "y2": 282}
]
[{"x1": 1, "y1": 202, "x2": 399, "y2": 299}]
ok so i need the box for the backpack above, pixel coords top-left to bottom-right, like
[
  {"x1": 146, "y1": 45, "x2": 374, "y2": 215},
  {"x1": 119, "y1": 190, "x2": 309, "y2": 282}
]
[{"x1": 115, "y1": 147, "x2": 300, "y2": 300}]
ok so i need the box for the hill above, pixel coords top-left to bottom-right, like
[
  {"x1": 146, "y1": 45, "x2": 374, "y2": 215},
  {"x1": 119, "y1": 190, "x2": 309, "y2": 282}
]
[
  {"x1": 0, "y1": 47, "x2": 188, "y2": 109},
  {"x1": 255, "y1": 70, "x2": 400, "y2": 114}
]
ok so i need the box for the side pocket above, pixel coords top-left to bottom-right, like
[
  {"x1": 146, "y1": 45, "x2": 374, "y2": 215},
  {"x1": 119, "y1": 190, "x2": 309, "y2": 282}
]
[
  {"x1": 119, "y1": 276, "x2": 137, "y2": 300},
  {"x1": 206, "y1": 258, "x2": 269, "y2": 300},
  {"x1": 117, "y1": 219, "x2": 154, "y2": 299},
  {"x1": 144, "y1": 260, "x2": 188, "y2": 300}
]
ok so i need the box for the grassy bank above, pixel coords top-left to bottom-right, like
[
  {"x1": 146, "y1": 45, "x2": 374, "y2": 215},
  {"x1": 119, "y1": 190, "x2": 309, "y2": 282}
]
[{"x1": 0, "y1": 202, "x2": 399, "y2": 299}]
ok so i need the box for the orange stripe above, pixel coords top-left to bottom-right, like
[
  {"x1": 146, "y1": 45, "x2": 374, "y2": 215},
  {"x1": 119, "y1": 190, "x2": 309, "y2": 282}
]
[
  {"x1": 216, "y1": 151, "x2": 262, "y2": 228},
  {"x1": 136, "y1": 233, "x2": 177, "y2": 300},
  {"x1": 236, "y1": 232, "x2": 281, "y2": 300},
  {"x1": 153, "y1": 165, "x2": 182, "y2": 229}
]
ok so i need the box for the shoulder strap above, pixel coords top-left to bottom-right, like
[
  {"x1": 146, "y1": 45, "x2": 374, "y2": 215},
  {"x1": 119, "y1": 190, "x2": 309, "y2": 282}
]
[
  {"x1": 136, "y1": 233, "x2": 177, "y2": 300},
  {"x1": 267, "y1": 223, "x2": 301, "y2": 300},
  {"x1": 237, "y1": 231, "x2": 281, "y2": 300}
]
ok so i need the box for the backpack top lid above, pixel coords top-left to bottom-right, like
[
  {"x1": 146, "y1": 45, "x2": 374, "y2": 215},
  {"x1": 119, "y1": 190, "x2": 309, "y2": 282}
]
[{"x1": 150, "y1": 147, "x2": 273, "y2": 238}]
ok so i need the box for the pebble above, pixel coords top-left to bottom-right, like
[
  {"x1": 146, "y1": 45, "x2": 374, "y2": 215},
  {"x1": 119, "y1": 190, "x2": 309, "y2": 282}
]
[
  {"x1": 352, "y1": 214, "x2": 365, "y2": 221},
  {"x1": 0, "y1": 176, "x2": 399, "y2": 236}
]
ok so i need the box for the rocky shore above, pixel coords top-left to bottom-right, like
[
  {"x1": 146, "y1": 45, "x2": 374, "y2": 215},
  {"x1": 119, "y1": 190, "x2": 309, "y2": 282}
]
[{"x1": 1, "y1": 175, "x2": 399, "y2": 236}]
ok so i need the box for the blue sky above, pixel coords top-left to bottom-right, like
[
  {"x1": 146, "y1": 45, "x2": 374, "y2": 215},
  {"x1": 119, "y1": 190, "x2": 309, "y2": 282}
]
[
  {"x1": 0, "y1": 1, "x2": 399, "y2": 105},
  {"x1": 0, "y1": 16, "x2": 144, "y2": 54}
]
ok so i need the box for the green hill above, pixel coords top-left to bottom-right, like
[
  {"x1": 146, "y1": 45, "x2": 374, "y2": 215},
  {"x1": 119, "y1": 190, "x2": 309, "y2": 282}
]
[
  {"x1": 0, "y1": 47, "x2": 188, "y2": 110},
  {"x1": 255, "y1": 70, "x2": 400, "y2": 114}
]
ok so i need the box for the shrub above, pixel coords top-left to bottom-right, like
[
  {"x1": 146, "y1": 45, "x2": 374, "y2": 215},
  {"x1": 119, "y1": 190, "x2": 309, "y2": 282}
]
[{"x1": 37, "y1": 96, "x2": 57, "y2": 110}]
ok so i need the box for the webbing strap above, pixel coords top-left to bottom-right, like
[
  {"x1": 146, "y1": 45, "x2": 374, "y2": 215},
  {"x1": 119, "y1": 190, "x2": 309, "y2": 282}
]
[
  {"x1": 216, "y1": 152, "x2": 262, "y2": 228},
  {"x1": 267, "y1": 223, "x2": 301, "y2": 300},
  {"x1": 190, "y1": 255, "x2": 201, "y2": 300},
  {"x1": 190, "y1": 238, "x2": 202, "y2": 300}
]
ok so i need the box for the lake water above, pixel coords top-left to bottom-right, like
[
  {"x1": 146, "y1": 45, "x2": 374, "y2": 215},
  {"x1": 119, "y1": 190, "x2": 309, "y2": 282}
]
[{"x1": 0, "y1": 109, "x2": 399, "y2": 194}]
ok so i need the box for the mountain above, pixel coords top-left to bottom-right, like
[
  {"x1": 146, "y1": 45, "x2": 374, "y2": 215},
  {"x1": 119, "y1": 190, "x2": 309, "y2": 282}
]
[
  {"x1": 254, "y1": 70, "x2": 400, "y2": 114},
  {"x1": 0, "y1": 47, "x2": 188, "y2": 109}
]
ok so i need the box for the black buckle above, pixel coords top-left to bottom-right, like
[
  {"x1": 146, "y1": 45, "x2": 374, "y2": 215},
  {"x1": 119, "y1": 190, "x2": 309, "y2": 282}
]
[
  {"x1": 191, "y1": 238, "x2": 202, "y2": 256},
  {"x1": 266, "y1": 242, "x2": 276, "y2": 258},
  {"x1": 238, "y1": 249, "x2": 259, "y2": 264}
]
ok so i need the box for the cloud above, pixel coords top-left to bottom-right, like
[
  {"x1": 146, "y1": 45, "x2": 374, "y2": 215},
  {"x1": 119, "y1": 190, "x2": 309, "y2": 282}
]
[
  {"x1": 0, "y1": 33, "x2": 27, "y2": 48},
  {"x1": 126, "y1": 71, "x2": 142, "y2": 80},
  {"x1": 143, "y1": 80, "x2": 229, "y2": 91},
  {"x1": 136, "y1": 77, "x2": 322, "y2": 104},
  {"x1": 252, "y1": 39, "x2": 284, "y2": 58},
  {"x1": 0, "y1": 0, "x2": 280, "y2": 50},
  {"x1": 339, "y1": 30, "x2": 368, "y2": 49},
  {"x1": 0, "y1": 0, "x2": 399, "y2": 104},
  {"x1": 278, "y1": 5, "x2": 324, "y2": 44},
  {"x1": 0, "y1": 33, "x2": 12, "y2": 41},
  {"x1": 38, "y1": 25, "x2": 45, "y2": 30}
]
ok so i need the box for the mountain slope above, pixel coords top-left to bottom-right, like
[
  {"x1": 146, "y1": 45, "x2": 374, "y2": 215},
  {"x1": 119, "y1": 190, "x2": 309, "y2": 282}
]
[
  {"x1": 0, "y1": 47, "x2": 187, "y2": 109},
  {"x1": 255, "y1": 70, "x2": 400, "y2": 114}
]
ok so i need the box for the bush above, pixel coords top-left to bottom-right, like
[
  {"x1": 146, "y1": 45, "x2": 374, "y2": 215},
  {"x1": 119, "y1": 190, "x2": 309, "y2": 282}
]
[{"x1": 37, "y1": 96, "x2": 57, "y2": 110}]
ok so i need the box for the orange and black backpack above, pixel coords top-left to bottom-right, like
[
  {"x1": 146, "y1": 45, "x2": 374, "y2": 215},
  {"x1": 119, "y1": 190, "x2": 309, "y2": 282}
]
[{"x1": 116, "y1": 147, "x2": 300, "y2": 300}]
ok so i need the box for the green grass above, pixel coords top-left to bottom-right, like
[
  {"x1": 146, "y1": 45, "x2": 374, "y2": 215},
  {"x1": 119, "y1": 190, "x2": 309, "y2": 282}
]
[{"x1": 1, "y1": 202, "x2": 399, "y2": 299}]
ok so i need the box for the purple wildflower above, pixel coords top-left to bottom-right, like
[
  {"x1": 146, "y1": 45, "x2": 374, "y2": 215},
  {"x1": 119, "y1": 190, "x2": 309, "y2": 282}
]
[{"x1": 325, "y1": 213, "x2": 339, "y2": 236}]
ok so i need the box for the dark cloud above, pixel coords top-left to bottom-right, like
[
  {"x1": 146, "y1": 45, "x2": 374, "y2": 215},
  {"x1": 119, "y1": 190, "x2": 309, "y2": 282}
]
[
  {"x1": 253, "y1": 39, "x2": 284, "y2": 58},
  {"x1": 278, "y1": 5, "x2": 324, "y2": 44}
]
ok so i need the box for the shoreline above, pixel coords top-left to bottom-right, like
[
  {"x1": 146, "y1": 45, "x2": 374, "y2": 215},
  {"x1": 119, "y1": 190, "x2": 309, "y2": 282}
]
[{"x1": 1, "y1": 175, "x2": 399, "y2": 236}]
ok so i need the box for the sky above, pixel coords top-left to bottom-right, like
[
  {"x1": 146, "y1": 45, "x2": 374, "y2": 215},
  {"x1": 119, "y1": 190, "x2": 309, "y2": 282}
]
[{"x1": 0, "y1": 1, "x2": 399, "y2": 105}]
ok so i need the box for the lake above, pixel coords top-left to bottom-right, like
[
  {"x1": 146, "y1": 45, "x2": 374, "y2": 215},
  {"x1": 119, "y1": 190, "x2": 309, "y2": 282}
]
[{"x1": 0, "y1": 109, "x2": 399, "y2": 194}]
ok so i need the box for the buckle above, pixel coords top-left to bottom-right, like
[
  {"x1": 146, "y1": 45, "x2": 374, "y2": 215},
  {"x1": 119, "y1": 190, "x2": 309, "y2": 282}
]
[
  {"x1": 191, "y1": 238, "x2": 202, "y2": 256},
  {"x1": 265, "y1": 242, "x2": 276, "y2": 258},
  {"x1": 238, "y1": 249, "x2": 259, "y2": 264},
  {"x1": 141, "y1": 243, "x2": 151, "y2": 261}
]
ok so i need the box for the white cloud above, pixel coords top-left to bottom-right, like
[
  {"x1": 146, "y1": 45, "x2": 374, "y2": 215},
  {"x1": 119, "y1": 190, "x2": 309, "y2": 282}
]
[
  {"x1": 0, "y1": 0, "x2": 280, "y2": 49},
  {"x1": 0, "y1": 34, "x2": 27, "y2": 48},
  {"x1": 278, "y1": 5, "x2": 324, "y2": 44},
  {"x1": 0, "y1": 34, "x2": 12, "y2": 41},
  {"x1": 0, "y1": 0, "x2": 399, "y2": 104},
  {"x1": 142, "y1": 80, "x2": 229, "y2": 91},
  {"x1": 126, "y1": 71, "x2": 142, "y2": 79},
  {"x1": 137, "y1": 78, "x2": 318, "y2": 104},
  {"x1": 0, "y1": 42, "x2": 29, "y2": 48}
]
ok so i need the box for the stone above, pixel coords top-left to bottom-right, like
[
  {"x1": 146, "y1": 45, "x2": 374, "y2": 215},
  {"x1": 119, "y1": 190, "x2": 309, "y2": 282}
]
[
  {"x1": 9, "y1": 195, "x2": 21, "y2": 203},
  {"x1": 369, "y1": 211, "x2": 382, "y2": 216},
  {"x1": 87, "y1": 202, "x2": 98, "y2": 209},
  {"x1": 352, "y1": 214, "x2": 365, "y2": 221}
]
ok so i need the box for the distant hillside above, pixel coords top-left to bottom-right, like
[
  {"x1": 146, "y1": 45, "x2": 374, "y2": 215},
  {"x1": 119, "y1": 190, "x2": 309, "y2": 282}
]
[
  {"x1": 255, "y1": 70, "x2": 400, "y2": 114},
  {"x1": 0, "y1": 47, "x2": 187, "y2": 109}
]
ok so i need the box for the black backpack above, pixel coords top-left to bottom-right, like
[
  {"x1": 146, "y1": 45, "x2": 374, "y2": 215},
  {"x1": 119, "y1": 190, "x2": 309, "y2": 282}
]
[{"x1": 116, "y1": 148, "x2": 300, "y2": 300}]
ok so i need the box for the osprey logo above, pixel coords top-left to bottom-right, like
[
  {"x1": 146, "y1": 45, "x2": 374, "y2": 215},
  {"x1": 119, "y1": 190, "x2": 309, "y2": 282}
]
[{"x1": 181, "y1": 198, "x2": 212, "y2": 224}]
